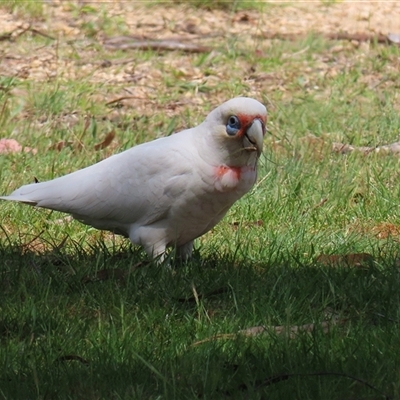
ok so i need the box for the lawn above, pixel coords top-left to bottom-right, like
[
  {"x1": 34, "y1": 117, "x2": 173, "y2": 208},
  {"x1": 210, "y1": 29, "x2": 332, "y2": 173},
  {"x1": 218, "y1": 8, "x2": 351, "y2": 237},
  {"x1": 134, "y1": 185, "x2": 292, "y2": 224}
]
[{"x1": 1, "y1": 1, "x2": 400, "y2": 399}]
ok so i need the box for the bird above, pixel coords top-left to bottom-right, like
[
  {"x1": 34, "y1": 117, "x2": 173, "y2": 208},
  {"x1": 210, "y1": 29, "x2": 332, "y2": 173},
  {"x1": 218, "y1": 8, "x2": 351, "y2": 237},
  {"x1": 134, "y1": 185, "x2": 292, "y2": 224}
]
[{"x1": 1, "y1": 97, "x2": 267, "y2": 261}]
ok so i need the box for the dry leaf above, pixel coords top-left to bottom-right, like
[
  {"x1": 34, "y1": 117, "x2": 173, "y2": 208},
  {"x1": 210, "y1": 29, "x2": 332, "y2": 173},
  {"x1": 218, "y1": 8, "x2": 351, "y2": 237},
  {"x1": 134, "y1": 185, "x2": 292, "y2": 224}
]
[
  {"x1": 371, "y1": 222, "x2": 400, "y2": 239},
  {"x1": 94, "y1": 130, "x2": 115, "y2": 150},
  {"x1": 50, "y1": 140, "x2": 74, "y2": 151}
]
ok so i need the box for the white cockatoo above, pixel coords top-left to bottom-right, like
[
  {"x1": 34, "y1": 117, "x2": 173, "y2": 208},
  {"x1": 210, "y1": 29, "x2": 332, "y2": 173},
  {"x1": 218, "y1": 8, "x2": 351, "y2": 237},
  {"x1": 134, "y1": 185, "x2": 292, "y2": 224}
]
[{"x1": 1, "y1": 97, "x2": 266, "y2": 260}]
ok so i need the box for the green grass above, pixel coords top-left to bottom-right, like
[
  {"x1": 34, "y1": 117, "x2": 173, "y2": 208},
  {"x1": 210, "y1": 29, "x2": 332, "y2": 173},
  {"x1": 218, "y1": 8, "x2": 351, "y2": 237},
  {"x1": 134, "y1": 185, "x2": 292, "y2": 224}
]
[
  {"x1": 1, "y1": 2, "x2": 400, "y2": 399},
  {"x1": 1, "y1": 0, "x2": 44, "y2": 18}
]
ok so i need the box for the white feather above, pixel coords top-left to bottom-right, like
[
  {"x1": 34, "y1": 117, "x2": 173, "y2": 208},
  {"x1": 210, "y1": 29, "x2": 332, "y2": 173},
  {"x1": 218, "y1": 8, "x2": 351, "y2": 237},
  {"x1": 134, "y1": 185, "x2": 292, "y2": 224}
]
[{"x1": 1, "y1": 97, "x2": 267, "y2": 260}]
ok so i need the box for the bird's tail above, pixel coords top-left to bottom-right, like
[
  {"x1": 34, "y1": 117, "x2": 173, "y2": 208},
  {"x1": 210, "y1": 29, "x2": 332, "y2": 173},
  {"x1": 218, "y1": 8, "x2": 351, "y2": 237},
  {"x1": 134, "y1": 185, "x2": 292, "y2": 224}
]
[
  {"x1": 0, "y1": 182, "x2": 48, "y2": 206},
  {"x1": 0, "y1": 179, "x2": 68, "y2": 209}
]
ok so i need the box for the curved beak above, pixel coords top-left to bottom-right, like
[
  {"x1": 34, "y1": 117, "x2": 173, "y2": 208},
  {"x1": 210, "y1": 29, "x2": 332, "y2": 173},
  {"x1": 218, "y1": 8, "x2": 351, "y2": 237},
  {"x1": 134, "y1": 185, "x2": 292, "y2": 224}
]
[{"x1": 243, "y1": 119, "x2": 264, "y2": 157}]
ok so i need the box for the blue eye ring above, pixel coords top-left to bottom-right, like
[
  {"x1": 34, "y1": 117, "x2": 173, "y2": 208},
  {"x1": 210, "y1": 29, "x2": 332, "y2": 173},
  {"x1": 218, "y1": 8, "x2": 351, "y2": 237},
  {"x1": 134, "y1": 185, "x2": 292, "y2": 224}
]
[{"x1": 226, "y1": 115, "x2": 241, "y2": 136}]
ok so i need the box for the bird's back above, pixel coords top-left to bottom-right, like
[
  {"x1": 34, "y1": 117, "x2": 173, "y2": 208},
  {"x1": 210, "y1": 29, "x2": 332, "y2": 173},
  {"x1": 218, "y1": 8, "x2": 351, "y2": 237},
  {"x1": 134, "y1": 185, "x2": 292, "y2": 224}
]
[{"x1": 1, "y1": 131, "x2": 199, "y2": 230}]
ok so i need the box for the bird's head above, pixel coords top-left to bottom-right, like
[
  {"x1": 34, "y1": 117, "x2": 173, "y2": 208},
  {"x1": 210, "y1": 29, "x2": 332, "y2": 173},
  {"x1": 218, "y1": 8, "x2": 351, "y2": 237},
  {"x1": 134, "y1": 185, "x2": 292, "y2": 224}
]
[{"x1": 202, "y1": 97, "x2": 267, "y2": 166}]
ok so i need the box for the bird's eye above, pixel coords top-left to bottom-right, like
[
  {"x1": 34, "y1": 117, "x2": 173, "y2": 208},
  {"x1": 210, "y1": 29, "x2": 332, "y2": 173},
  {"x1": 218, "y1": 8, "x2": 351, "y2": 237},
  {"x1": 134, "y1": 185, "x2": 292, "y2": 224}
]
[{"x1": 226, "y1": 115, "x2": 241, "y2": 136}]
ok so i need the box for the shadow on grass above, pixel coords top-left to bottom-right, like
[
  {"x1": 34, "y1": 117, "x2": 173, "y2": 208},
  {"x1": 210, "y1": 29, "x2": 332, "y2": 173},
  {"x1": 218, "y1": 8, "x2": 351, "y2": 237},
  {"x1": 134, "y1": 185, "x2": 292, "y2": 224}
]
[{"x1": 0, "y1": 241, "x2": 399, "y2": 399}]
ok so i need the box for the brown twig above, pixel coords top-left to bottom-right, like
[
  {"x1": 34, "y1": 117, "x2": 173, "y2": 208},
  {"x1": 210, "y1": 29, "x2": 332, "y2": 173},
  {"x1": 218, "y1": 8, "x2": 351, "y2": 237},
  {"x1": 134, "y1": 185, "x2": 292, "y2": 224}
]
[
  {"x1": 20, "y1": 230, "x2": 45, "y2": 253},
  {"x1": 29, "y1": 27, "x2": 55, "y2": 40},
  {"x1": 104, "y1": 37, "x2": 212, "y2": 53},
  {"x1": 0, "y1": 224, "x2": 13, "y2": 248},
  {"x1": 105, "y1": 96, "x2": 148, "y2": 106},
  {"x1": 56, "y1": 355, "x2": 89, "y2": 365},
  {"x1": 302, "y1": 197, "x2": 328, "y2": 215}
]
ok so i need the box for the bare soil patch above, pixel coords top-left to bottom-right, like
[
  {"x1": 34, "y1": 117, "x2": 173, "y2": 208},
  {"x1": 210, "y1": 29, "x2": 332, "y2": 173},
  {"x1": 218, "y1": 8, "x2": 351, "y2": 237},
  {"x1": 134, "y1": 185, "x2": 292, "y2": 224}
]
[{"x1": 1, "y1": 1, "x2": 399, "y2": 112}]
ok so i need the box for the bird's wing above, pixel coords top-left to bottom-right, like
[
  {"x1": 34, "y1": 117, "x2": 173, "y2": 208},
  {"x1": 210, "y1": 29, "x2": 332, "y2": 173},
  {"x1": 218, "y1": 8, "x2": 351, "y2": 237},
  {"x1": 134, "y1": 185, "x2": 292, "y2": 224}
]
[{"x1": 1, "y1": 134, "x2": 196, "y2": 228}]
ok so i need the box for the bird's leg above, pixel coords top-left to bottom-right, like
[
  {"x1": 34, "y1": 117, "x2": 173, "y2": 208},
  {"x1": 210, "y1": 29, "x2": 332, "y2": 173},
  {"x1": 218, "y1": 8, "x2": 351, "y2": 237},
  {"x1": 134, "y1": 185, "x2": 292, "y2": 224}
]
[
  {"x1": 129, "y1": 226, "x2": 169, "y2": 264},
  {"x1": 176, "y1": 240, "x2": 194, "y2": 262},
  {"x1": 143, "y1": 242, "x2": 168, "y2": 264}
]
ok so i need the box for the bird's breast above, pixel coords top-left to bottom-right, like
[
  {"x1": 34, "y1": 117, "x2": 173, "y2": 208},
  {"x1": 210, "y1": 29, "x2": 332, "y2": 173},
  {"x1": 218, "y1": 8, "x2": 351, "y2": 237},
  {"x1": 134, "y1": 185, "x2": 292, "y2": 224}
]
[{"x1": 213, "y1": 165, "x2": 257, "y2": 193}]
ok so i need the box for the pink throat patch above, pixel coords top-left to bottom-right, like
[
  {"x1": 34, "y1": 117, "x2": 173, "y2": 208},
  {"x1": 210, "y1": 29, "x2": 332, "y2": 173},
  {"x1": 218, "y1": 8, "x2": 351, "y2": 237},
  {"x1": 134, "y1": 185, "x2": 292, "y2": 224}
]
[
  {"x1": 216, "y1": 165, "x2": 242, "y2": 180},
  {"x1": 214, "y1": 165, "x2": 256, "y2": 192}
]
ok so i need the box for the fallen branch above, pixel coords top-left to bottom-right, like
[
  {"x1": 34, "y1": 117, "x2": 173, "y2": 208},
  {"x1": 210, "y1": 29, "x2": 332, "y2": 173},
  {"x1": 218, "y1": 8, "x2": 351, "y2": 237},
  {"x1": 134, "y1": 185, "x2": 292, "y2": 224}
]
[
  {"x1": 0, "y1": 24, "x2": 55, "y2": 42},
  {"x1": 261, "y1": 31, "x2": 400, "y2": 46},
  {"x1": 327, "y1": 32, "x2": 398, "y2": 45},
  {"x1": 191, "y1": 318, "x2": 345, "y2": 346},
  {"x1": 239, "y1": 318, "x2": 346, "y2": 339},
  {"x1": 333, "y1": 141, "x2": 400, "y2": 155},
  {"x1": 254, "y1": 371, "x2": 392, "y2": 399},
  {"x1": 103, "y1": 36, "x2": 212, "y2": 53}
]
